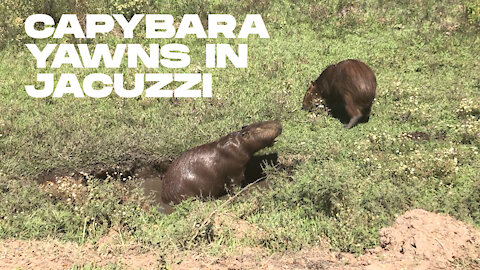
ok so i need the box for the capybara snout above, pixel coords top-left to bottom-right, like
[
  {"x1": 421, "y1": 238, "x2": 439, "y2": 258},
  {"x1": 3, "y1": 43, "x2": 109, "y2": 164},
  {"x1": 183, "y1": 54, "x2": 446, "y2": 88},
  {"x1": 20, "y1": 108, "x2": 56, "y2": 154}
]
[
  {"x1": 302, "y1": 81, "x2": 319, "y2": 111},
  {"x1": 302, "y1": 59, "x2": 377, "y2": 129},
  {"x1": 241, "y1": 120, "x2": 282, "y2": 149}
]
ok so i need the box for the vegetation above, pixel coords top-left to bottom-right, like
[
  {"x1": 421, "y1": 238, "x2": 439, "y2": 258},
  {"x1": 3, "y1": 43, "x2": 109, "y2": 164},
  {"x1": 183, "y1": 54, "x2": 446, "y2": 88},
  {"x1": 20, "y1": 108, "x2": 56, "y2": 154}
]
[{"x1": 0, "y1": 0, "x2": 479, "y2": 260}]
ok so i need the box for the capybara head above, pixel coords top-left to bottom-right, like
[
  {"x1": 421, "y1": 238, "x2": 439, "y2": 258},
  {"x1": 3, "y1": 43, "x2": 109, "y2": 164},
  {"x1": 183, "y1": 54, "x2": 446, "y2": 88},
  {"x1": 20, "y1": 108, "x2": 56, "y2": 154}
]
[
  {"x1": 302, "y1": 64, "x2": 336, "y2": 111},
  {"x1": 238, "y1": 120, "x2": 282, "y2": 152},
  {"x1": 302, "y1": 81, "x2": 320, "y2": 111}
]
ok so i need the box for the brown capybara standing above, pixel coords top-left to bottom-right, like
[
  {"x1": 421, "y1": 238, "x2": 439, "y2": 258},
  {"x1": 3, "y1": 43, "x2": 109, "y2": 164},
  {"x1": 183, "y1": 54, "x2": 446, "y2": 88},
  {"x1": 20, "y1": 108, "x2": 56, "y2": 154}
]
[
  {"x1": 302, "y1": 59, "x2": 377, "y2": 129},
  {"x1": 161, "y1": 120, "x2": 282, "y2": 205}
]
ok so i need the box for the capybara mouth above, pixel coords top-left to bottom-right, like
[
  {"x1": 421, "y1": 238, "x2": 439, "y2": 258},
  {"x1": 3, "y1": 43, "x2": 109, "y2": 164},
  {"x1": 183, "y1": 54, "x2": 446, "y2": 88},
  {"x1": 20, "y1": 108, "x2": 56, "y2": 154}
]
[
  {"x1": 241, "y1": 120, "x2": 282, "y2": 148},
  {"x1": 262, "y1": 120, "x2": 282, "y2": 137},
  {"x1": 268, "y1": 138, "x2": 278, "y2": 147},
  {"x1": 256, "y1": 120, "x2": 282, "y2": 146}
]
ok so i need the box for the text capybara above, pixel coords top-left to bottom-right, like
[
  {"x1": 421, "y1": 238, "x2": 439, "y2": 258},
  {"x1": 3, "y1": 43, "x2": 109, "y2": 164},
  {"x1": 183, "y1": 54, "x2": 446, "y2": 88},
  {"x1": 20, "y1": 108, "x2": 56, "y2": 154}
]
[
  {"x1": 161, "y1": 120, "x2": 282, "y2": 204},
  {"x1": 302, "y1": 59, "x2": 377, "y2": 129}
]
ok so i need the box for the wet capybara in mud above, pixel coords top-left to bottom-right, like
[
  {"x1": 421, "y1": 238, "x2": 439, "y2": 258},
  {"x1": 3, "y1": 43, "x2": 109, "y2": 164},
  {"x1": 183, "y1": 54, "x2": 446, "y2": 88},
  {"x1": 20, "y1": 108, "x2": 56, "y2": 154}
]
[
  {"x1": 161, "y1": 120, "x2": 283, "y2": 204},
  {"x1": 302, "y1": 59, "x2": 377, "y2": 129}
]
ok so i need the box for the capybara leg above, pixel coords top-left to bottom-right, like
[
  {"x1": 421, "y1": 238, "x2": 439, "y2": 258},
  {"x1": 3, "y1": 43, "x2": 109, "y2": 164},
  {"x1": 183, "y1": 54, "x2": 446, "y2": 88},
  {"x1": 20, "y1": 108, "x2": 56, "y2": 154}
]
[
  {"x1": 229, "y1": 170, "x2": 245, "y2": 187},
  {"x1": 344, "y1": 96, "x2": 362, "y2": 129},
  {"x1": 344, "y1": 115, "x2": 362, "y2": 129}
]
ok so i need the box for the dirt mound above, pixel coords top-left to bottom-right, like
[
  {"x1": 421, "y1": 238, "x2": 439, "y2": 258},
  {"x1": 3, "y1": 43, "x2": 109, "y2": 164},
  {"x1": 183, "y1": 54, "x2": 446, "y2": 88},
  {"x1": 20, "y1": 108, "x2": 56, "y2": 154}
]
[
  {"x1": 0, "y1": 209, "x2": 479, "y2": 269},
  {"x1": 356, "y1": 209, "x2": 480, "y2": 269}
]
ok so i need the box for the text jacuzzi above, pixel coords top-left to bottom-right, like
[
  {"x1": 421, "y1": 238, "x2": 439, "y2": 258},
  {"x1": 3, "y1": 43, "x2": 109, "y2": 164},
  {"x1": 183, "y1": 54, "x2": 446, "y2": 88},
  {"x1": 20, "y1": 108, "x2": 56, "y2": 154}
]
[{"x1": 24, "y1": 14, "x2": 270, "y2": 98}]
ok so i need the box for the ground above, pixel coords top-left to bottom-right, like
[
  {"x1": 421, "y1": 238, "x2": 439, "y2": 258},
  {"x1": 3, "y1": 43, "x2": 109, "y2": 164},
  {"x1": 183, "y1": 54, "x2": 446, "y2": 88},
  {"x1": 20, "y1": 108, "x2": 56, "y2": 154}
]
[
  {"x1": 1, "y1": 1, "x2": 480, "y2": 269},
  {"x1": 1, "y1": 209, "x2": 479, "y2": 269}
]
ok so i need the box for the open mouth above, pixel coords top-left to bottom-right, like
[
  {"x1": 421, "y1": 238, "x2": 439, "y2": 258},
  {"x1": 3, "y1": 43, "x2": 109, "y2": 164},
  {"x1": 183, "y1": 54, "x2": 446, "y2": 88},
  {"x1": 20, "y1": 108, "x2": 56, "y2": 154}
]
[{"x1": 267, "y1": 138, "x2": 279, "y2": 147}]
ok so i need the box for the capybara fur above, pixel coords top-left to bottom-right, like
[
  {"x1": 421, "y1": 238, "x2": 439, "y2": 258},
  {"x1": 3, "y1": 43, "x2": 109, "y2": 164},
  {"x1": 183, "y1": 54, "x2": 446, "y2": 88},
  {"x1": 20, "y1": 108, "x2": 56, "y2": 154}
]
[
  {"x1": 161, "y1": 120, "x2": 282, "y2": 204},
  {"x1": 302, "y1": 59, "x2": 377, "y2": 129}
]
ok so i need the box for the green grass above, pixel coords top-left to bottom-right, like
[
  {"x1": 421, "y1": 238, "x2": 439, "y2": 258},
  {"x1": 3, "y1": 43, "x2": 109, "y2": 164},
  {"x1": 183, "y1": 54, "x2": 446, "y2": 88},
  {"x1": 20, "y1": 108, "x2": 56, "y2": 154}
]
[{"x1": 1, "y1": 0, "x2": 479, "y2": 256}]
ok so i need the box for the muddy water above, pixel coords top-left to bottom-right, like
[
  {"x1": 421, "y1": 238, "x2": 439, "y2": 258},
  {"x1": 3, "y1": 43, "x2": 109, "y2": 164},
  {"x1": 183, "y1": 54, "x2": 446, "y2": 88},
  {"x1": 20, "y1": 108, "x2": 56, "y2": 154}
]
[
  {"x1": 137, "y1": 153, "x2": 278, "y2": 208},
  {"x1": 132, "y1": 165, "x2": 174, "y2": 214}
]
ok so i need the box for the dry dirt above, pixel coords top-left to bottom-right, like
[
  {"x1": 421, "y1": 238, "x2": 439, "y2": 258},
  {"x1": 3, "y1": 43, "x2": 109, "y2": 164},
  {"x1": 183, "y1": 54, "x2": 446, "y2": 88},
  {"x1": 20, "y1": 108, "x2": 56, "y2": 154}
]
[{"x1": 1, "y1": 209, "x2": 479, "y2": 269}]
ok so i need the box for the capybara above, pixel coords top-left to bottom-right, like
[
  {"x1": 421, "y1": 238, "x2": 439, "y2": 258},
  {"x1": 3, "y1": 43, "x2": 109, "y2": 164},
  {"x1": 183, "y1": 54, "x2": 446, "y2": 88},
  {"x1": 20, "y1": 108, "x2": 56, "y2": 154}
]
[
  {"x1": 302, "y1": 59, "x2": 377, "y2": 129},
  {"x1": 161, "y1": 120, "x2": 282, "y2": 204}
]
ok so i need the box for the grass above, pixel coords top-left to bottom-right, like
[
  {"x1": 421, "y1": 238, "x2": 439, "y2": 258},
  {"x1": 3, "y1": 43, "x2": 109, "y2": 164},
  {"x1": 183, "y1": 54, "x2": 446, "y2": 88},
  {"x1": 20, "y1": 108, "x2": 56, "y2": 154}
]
[{"x1": 1, "y1": 0, "x2": 479, "y2": 257}]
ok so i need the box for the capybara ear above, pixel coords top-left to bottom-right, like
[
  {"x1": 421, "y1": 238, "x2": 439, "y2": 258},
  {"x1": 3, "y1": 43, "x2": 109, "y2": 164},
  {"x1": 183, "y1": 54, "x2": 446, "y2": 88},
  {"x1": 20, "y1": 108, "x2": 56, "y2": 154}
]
[
  {"x1": 240, "y1": 129, "x2": 250, "y2": 136},
  {"x1": 310, "y1": 81, "x2": 314, "y2": 87},
  {"x1": 241, "y1": 125, "x2": 247, "y2": 129}
]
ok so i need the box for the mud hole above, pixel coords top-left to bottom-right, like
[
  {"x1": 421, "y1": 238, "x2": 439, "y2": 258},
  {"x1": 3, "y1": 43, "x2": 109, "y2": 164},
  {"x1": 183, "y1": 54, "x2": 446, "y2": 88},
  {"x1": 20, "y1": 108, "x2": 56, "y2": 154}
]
[
  {"x1": 1, "y1": 209, "x2": 479, "y2": 269},
  {"x1": 36, "y1": 153, "x2": 281, "y2": 214}
]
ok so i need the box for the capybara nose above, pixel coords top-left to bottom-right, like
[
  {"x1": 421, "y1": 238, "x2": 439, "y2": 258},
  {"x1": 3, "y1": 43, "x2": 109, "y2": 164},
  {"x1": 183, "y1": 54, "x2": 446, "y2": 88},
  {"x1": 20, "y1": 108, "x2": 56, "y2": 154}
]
[{"x1": 265, "y1": 120, "x2": 283, "y2": 136}]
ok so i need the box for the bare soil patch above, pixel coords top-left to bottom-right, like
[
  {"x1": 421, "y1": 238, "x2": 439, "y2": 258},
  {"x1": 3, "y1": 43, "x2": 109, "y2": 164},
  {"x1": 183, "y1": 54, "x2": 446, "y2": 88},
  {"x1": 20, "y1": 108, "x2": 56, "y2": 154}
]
[{"x1": 1, "y1": 209, "x2": 479, "y2": 269}]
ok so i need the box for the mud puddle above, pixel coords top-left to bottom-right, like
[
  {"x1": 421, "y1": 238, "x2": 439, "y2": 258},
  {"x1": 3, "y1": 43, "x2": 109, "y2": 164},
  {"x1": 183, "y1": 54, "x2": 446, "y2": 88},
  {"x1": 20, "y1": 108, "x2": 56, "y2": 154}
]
[{"x1": 36, "y1": 153, "x2": 280, "y2": 213}]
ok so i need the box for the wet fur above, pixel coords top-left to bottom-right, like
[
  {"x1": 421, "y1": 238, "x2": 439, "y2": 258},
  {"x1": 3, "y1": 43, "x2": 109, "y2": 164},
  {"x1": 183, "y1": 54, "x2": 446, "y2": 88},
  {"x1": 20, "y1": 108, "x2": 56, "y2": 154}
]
[{"x1": 161, "y1": 121, "x2": 282, "y2": 204}]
